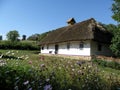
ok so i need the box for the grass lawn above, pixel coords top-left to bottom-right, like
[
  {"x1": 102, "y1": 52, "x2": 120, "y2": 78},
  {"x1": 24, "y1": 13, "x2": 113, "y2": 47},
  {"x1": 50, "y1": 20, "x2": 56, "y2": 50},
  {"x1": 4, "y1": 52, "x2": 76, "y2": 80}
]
[{"x1": 0, "y1": 50, "x2": 120, "y2": 90}]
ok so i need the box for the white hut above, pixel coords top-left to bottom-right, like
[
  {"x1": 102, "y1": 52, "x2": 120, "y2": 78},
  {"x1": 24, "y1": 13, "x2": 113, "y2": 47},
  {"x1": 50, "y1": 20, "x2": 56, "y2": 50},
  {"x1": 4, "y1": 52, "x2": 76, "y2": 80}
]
[{"x1": 39, "y1": 18, "x2": 113, "y2": 59}]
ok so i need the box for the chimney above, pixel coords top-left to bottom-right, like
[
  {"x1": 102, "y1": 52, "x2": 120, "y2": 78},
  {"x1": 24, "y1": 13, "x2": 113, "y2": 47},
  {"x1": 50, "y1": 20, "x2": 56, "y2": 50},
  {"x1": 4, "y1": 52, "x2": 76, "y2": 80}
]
[{"x1": 67, "y1": 18, "x2": 76, "y2": 25}]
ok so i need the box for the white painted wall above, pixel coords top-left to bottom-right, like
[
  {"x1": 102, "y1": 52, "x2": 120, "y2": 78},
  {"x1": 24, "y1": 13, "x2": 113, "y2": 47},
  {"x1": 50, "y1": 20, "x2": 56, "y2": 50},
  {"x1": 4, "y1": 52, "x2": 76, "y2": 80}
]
[
  {"x1": 41, "y1": 40, "x2": 91, "y2": 56},
  {"x1": 90, "y1": 41, "x2": 113, "y2": 56},
  {"x1": 41, "y1": 40, "x2": 113, "y2": 56},
  {"x1": 58, "y1": 41, "x2": 90, "y2": 56},
  {"x1": 41, "y1": 44, "x2": 55, "y2": 54}
]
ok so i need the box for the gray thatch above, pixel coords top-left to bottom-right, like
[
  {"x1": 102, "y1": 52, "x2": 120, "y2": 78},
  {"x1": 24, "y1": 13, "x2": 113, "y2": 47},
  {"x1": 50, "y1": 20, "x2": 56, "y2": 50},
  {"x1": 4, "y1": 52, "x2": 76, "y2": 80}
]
[{"x1": 39, "y1": 18, "x2": 112, "y2": 45}]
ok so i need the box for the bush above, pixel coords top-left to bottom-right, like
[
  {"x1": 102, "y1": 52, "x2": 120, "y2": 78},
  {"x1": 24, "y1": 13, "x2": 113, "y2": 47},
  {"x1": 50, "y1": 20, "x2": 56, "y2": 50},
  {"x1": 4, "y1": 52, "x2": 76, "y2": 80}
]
[
  {"x1": 0, "y1": 66, "x2": 42, "y2": 90},
  {"x1": 0, "y1": 41, "x2": 39, "y2": 50},
  {"x1": 0, "y1": 62, "x2": 107, "y2": 90},
  {"x1": 92, "y1": 59, "x2": 120, "y2": 70}
]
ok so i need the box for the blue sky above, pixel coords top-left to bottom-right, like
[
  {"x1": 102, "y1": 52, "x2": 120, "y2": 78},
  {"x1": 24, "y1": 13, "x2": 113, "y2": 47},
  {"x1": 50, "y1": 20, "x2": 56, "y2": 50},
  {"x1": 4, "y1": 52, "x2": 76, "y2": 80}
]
[{"x1": 0, "y1": 0, "x2": 117, "y2": 39}]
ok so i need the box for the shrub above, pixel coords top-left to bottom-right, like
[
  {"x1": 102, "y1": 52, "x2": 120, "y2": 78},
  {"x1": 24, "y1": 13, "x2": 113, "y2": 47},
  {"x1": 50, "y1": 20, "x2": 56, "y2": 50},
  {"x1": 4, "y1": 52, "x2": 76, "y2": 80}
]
[
  {"x1": 0, "y1": 41, "x2": 39, "y2": 50},
  {"x1": 0, "y1": 62, "x2": 107, "y2": 90},
  {"x1": 92, "y1": 59, "x2": 120, "y2": 70}
]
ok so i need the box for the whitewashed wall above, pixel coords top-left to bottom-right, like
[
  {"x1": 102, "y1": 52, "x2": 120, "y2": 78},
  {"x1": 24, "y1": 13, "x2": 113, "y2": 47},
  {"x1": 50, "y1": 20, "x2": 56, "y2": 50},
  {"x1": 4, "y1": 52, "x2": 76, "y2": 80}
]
[
  {"x1": 41, "y1": 40, "x2": 113, "y2": 56},
  {"x1": 90, "y1": 41, "x2": 113, "y2": 56},
  {"x1": 41, "y1": 40, "x2": 91, "y2": 56},
  {"x1": 58, "y1": 41, "x2": 90, "y2": 56},
  {"x1": 41, "y1": 44, "x2": 55, "y2": 54}
]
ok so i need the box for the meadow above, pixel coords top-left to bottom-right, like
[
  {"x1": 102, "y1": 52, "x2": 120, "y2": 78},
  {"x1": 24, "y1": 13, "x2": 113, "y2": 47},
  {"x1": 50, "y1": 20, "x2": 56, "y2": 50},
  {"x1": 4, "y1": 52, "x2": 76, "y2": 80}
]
[{"x1": 0, "y1": 50, "x2": 120, "y2": 90}]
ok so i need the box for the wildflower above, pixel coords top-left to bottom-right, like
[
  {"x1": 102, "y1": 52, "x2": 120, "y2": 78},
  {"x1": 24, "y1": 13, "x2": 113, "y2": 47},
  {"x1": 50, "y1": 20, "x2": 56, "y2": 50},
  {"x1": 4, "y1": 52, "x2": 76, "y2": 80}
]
[
  {"x1": 40, "y1": 64, "x2": 45, "y2": 67},
  {"x1": 78, "y1": 70, "x2": 82, "y2": 74},
  {"x1": 15, "y1": 77, "x2": 20, "y2": 80},
  {"x1": 0, "y1": 60, "x2": 6, "y2": 66},
  {"x1": 28, "y1": 60, "x2": 32, "y2": 64},
  {"x1": 44, "y1": 84, "x2": 52, "y2": 90},
  {"x1": 6, "y1": 51, "x2": 10, "y2": 55},
  {"x1": 29, "y1": 87, "x2": 32, "y2": 90},
  {"x1": 17, "y1": 57, "x2": 20, "y2": 59},
  {"x1": 40, "y1": 56, "x2": 45, "y2": 60},
  {"x1": 20, "y1": 55, "x2": 24, "y2": 59},
  {"x1": 25, "y1": 56, "x2": 29, "y2": 60},
  {"x1": 0, "y1": 54, "x2": 3, "y2": 58},
  {"x1": 72, "y1": 68, "x2": 75, "y2": 72},
  {"x1": 23, "y1": 80, "x2": 29, "y2": 85},
  {"x1": 70, "y1": 65, "x2": 73, "y2": 68},
  {"x1": 14, "y1": 86, "x2": 18, "y2": 90},
  {"x1": 67, "y1": 61, "x2": 71, "y2": 64},
  {"x1": 46, "y1": 78, "x2": 50, "y2": 82},
  {"x1": 58, "y1": 67, "x2": 61, "y2": 69},
  {"x1": 12, "y1": 53, "x2": 15, "y2": 55}
]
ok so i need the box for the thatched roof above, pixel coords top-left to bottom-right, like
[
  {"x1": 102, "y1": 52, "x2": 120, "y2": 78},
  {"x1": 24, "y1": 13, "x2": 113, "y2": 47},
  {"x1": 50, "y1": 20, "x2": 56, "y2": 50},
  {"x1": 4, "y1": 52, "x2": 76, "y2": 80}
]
[{"x1": 39, "y1": 18, "x2": 112, "y2": 45}]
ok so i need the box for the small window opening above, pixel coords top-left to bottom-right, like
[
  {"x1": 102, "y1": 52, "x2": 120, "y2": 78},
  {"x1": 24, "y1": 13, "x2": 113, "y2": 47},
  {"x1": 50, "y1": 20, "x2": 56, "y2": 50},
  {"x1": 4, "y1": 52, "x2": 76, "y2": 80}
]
[{"x1": 79, "y1": 42, "x2": 84, "y2": 50}]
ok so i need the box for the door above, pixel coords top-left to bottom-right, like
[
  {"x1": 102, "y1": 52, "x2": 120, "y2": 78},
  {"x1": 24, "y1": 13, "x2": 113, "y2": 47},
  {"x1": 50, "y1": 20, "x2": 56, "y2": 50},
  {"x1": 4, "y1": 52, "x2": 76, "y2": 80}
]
[{"x1": 55, "y1": 44, "x2": 59, "y2": 54}]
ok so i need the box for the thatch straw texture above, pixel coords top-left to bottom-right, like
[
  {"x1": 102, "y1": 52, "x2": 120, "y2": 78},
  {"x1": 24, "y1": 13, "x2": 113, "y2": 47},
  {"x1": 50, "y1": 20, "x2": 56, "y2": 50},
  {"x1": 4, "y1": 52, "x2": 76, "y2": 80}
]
[{"x1": 40, "y1": 18, "x2": 112, "y2": 45}]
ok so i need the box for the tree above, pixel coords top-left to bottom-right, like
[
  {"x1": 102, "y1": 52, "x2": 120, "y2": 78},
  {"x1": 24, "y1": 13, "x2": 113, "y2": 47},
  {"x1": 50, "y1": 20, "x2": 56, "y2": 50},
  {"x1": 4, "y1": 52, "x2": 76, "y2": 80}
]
[
  {"x1": 27, "y1": 34, "x2": 40, "y2": 41},
  {"x1": 110, "y1": 0, "x2": 120, "y2": 56},
  {"x1": 27, "y1": 31, "x2": 50, "y2": 41},
  {"x1": 22, "y1": 35, "x2": 26, "y2": 40},
  {"x1": 110, "y1": 30, "x2": 120, "y2": 56},
  {"x1": 112, "y1": 0, "x2": 120, "y2": 23},
  {"x1": 6, "y1": 30, "x2": 20, "y2": 42},
  {"x1": 39, "y1": 31, "x2": 50, "y2": 41},
  {"x1": 102, "y1": 24, "x2": 117, "y2": 34},
  {"x1": 0, "y1": 35, "x2": 2, "y2": 40}
]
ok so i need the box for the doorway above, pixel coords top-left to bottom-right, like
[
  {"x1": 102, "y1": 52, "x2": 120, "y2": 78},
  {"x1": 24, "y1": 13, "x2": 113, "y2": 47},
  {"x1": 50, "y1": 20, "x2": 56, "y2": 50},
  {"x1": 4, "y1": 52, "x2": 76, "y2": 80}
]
[{"x1": 55, "y1": 44, "x2": 59, "y2": 54}]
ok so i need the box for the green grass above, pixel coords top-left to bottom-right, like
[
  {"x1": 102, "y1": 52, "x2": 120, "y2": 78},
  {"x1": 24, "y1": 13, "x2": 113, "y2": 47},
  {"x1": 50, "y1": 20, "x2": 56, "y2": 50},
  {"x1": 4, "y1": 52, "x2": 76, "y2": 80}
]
[
  {"x1": 0, "y1": 49, "x2": 120, "y2": 75},
  {"x1": 0, "y1": 50, "x2": 120, "y2": 90}
]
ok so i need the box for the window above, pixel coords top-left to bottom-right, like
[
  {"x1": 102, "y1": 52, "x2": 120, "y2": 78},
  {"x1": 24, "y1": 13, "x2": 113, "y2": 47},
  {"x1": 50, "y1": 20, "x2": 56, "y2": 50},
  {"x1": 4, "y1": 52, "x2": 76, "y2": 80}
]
[
  {"x1": 98, "y1": 44, "x2": 102, "y2": 51},
  {"x1": 79, "y1": 42, "x2": 84, "y2": 50},
  {"x1": 67, "y1": 43, "x2": 70, "y2": 50},
  {"x1": 47, "y1": 45, "x2": 49, "y2": 50}
]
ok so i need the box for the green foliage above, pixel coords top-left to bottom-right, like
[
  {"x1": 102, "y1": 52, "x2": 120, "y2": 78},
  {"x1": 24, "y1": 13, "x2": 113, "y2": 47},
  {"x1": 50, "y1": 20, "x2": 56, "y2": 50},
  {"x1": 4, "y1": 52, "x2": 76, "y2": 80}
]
[
  {"x1": 102, "y1": 23, "x2": 118, "y2": 34},
  {"x1": 27, "y1": 31, "x2": 51, "y2": 41},
  {"x1": 0, "y1": 50, "x2": 120, "y2": 90},
  {"x1": 0, "y1": 35, "x2": 2, "y2": 40},
  {"x1": 39, "y1": 31, "x2": 51, "y2": 41},
  {"x1": 112, "y1": 0, "x2": 120, "y2": 23},
  {"x1": 0, "y1": 40, "x2": 39, "y2": 50},
  {"x1": 22, "y1": 35, "x2": 27, "y2": 40},
  {"x1": 92, "y1": 59, "x2": 120, "y2": 70},
  {"x1": 27, "y1": 34, "x2": 40, "y2": 41},
  {"x1": 6, "y1": 30, "x2": 20, "y2": 42},
  {"x1": 110, "y1": 0, "x2": 120, "y2": 57},
  {"x1": 110, "y1": 28, "x2": 120, "y2": 56}
]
